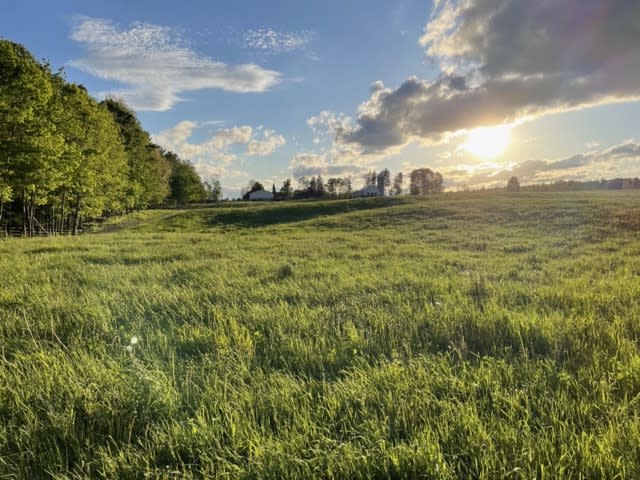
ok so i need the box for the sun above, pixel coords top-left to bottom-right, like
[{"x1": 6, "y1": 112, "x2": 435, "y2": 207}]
[{"x1": 463, "y1": 125, "x2": 511, "y2": 158}]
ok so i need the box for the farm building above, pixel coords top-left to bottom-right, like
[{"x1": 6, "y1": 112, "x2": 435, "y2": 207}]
[
  {"x1": 249, "y1": 189, "x2": 274, "y2": 201},
  {"x1": 353, "y1": 184, "x2": 382, "y2": 198}
]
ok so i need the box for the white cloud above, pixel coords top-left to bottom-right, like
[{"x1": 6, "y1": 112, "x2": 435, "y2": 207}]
[
  {"x1": 289, "y1": 153, "x2": 329, "y2": 178},
  {"x1": 243, "y1": 28, "x2": 313, "y2": 54},
  {"x1": 70, "y1": 17, "x2": 281, "y2": 111},
  {"x1": 154, "y1": 122, "x2": 285, "y2": 159},
  {"x1": 293, "y1": 109, "x2": 410, "y2": 183},
  {"x1": 156, "y1": 120, "x2": 198, "y2": 146},
  {"x1": 193, "y1": 162, "x2": 249, "y2": 185},
  {"x1": 154, "y1": 121, "x2": 238, "y2": 164},
  {"x1": 287, "y1": 152, "x2": 361, "y2": 180},
  {"x1": 247, "y1": 130, "x2": 286, "y2": 156},
  {"x1": 307, "y1": 111, "x2": 353, "y2": 137},
  {"x1": 210, "y1": 126, "x2": 253, "y2": 150},
  {"x1": 287, "y1": 139, "x2": 381, "y2": 181},
  {"x1": 153, "y1": 121, "x2": 286, "y2": 194},
  {"x1": 448, "y1": 140, "x2": 640, "y2": 189},
  {"x1": 192, "y1": 162, "x2": 251, "y2": 198},
  {"x1": 334, "y1": 0, "x2": 640, "y2": 152}
]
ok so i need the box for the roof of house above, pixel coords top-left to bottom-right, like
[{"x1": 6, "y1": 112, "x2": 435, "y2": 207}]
[
  {"x1": 354, "y1": 185, "x2": 381, "y2": 196},
  {"x1": 249, "y1": 189, "x2": 273, "y2": 198}
]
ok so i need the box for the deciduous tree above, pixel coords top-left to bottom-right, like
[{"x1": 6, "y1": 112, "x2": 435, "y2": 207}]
[
  {"x1": 392, "y1": 172, "x2": 403, "y2": 196},
  {"x1": 280, "y1": 178, "x2": 293, "y2": 197},
  {"x1": 103, "y1": 98, "x2": 169, "y2": 209},
  {"x1": 204, "y1": 177, "x2": 223, "y2": 202},
  {"x1": 169, "y1": 162, "x2": 206, "y2": 205},
  {"x1": 0, "y1": 40, "x2": 65, "y2": 235},
  {"x1": 506, "y1": 176, "x2": 520, "y2": 192},
  {"x1": 409, "y1": 168, "x2": 443, "y2": 195}
]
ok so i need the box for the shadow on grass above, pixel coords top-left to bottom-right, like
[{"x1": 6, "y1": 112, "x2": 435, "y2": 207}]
[{"x1": 205, "y1": 197, "x2": 409, "y2": 228}]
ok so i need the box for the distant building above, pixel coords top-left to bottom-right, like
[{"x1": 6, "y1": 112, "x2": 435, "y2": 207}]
[
  {"x1": 249, "y1": 189, "x2": 274, "y2": 201},
  {"x1": 352, "y1": 184, "x2": 382, "y2": 198}
]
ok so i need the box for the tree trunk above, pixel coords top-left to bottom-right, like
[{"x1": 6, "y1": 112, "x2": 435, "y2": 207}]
[
  {"x1": 21, "y1": 190, "x2": 27, "y2": 236},
  {"x1": 59, "y1": 189, "x2": 66, "y2": 234},
  {"x1": 29, "y1": 191, "x2": 36, "y2": 237},
  {"x1": 72, "y1": 196, "x2": 81, "y2": 236}
]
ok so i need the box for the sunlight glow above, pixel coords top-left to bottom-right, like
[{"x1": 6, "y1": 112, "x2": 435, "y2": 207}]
[{"x1": 463, "y1": 125, "x2": 511, "y2": 158}]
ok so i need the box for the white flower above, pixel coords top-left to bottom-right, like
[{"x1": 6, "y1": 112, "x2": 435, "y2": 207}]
[{"x1": 130, "y1": 336, "x2": 139, "y2": 345}]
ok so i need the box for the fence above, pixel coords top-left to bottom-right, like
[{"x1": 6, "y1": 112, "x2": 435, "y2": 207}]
[{"x1": 3, "y1": 227, "x2": 80, "y2": 237}]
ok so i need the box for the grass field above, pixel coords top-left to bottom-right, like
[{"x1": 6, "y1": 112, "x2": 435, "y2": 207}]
[{"x1": 1, "y1": 191, "x2": 640, "y2": 479}]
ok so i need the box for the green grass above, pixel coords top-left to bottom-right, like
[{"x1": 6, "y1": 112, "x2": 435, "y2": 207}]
[{"x1": 1, "y1": 191, "x2": 640, "y2": 479}]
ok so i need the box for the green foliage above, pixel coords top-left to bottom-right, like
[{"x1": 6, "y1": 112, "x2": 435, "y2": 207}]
[
  {"x1": 506, "y1": 176, "x2": 521, "y2": 192},
  {"x1": 204, "y1": 178, "x2": 223, "y2": 202},
  {"x1": 1, "y1": 191, "x2": 640, "y2": 478},
  {"x1": 168, "y1": 162, "x2": 207, "y2": 205},
  {"x1": 0, "y1": 183, "x2": 11, "y2": 203},
  {"x1": 392, "y1": 172, "x2": 403, "y2": 196},
  {"x1": 0, "y1": 40, "x2": 65, "y2": 233},
  {"x1": 294, "y1": 175, "x2": 351, "y2": 199},
  {"x1": 410, "y1": 167, "x2": 443, "y2": 195},
  {"x1": 249, "y1": 181, "x2": 265, "y2": 193},
  {"x1": 0, "y1": 40, "x2": 201, "y2": 234},
  {"x1": 525, "y1": 177, "x2": 640, "y2": 192},
  {"x1": 55, "y1": 84, "x2": 129, "y2": 232},
  {"x1": 144, "y1": 146, "x2": 172, "y2": 206},
  {"x1": 280, "y1": 178, "x2": 293, "y2": 197},
  {"x1": 363, "y1": 170, "x2": 377, "y2": 186},
  {"x1": 103, "y1": 99, "x2": 171, "y2": 209}
]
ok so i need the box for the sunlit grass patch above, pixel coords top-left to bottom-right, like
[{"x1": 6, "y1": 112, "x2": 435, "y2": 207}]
[{"x1": 1, "y1": 190, "x2": 640, "y2": 478}]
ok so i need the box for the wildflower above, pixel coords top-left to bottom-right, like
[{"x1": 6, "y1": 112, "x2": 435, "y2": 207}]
[{"x1": 130, "y1": 336, "x2": 139, "y2": 345}]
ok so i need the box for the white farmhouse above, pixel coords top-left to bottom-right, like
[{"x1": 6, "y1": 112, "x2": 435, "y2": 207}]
[
  {"x1": 249, "y1": 189, "x2": 274, "y2": 201},
  {"x1": 352, "y1": 184, "x2": 382, "y2": 198}
]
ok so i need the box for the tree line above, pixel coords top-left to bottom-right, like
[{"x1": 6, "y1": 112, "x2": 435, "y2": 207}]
[
  {"x1": 241, "y1": 167, "x2": 443, "y2": 201},
  {"x1": 358, "y1": 167, "x2": 443, "y2": 196},
  {"x1": 522, "y1": 177, "x2": 640, "y2": 192},
  {"x1": 0, "y1": 40, "x2": 214, "y2": 236}
]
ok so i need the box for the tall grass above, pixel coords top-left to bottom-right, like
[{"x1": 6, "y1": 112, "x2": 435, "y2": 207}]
[{"x1": 1, "y1": 191, "x2": 639, "y2": 478}]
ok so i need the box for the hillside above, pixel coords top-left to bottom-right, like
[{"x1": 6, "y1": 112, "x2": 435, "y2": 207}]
[{"x1": 1, "y1": 191, "x2": 640, "y2": 479}]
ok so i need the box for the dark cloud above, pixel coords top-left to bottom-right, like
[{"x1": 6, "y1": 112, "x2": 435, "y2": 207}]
[
  {"x1": 424, "y1": 0, "x2": 639, "y2": 79},
  {"x1": 338, "y1": 0, "x2": 640, "y2": 151},
  {"x1": 602, "y1": 142, "x2": 640, "y2": 158},
  {"x1": 549, "y1": 154, "x2": 590, "y2": 170}
]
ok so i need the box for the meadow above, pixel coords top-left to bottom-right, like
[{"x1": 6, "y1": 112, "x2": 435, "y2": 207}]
[{"x1": 1, "y1": 191, "x2": 640, "y2": 479}]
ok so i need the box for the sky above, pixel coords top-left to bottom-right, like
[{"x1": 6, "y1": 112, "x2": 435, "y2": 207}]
[{"x1": 2, "y1": 0, "x2": 640, "y2": 197}]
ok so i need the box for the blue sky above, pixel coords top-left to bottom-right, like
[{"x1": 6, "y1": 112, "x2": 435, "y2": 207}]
[{"x1": 3, "y1": 0, "x2": 640, "y2": 196}]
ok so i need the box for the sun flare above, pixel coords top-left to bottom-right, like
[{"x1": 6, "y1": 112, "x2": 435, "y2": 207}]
[{"x1": 463, "y1": 125, "x2": 511, "y2": 158}]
